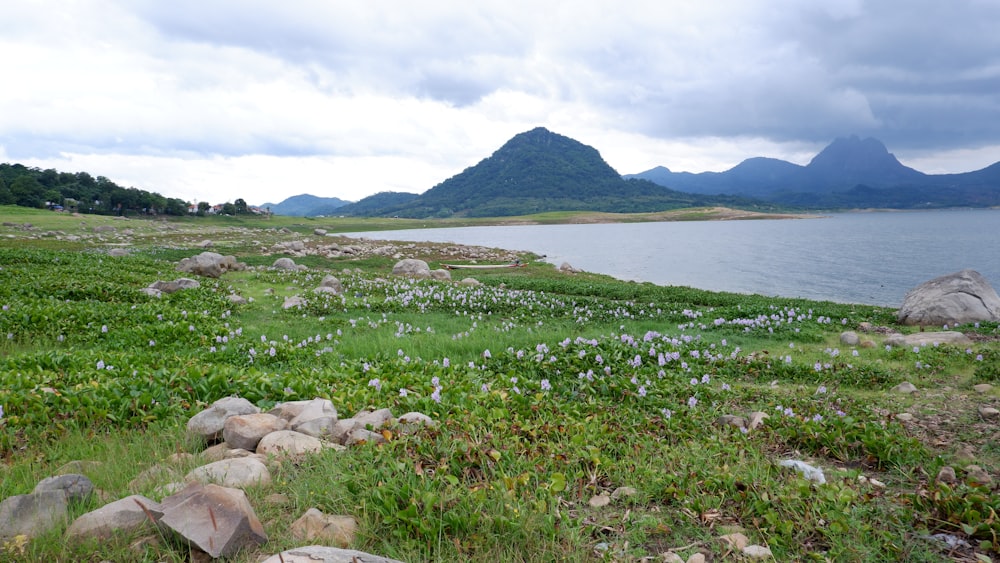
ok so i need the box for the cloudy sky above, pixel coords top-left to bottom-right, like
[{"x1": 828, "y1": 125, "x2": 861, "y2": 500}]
[{"x1": 2, "y1": 0, "x2": 999, "y2": 206}]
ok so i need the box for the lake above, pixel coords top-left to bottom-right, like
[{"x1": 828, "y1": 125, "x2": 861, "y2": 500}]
[{"x1": 344, "y1": 209, "x2": 1000, "y2": 306}]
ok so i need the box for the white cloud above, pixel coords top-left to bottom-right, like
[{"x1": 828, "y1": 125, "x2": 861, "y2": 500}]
[{"x1": 1, "y1": 0, "x2": 999, "y2": 205}]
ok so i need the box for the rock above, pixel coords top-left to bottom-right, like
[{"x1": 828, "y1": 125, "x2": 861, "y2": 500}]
[
  {"x1": 891, "y1": 381, "x2": 918, "y2": 394},
  {"x1": 223, "y1": 413, "x2": 288, "y2": 451},
  {"x1": 0, "y1": 491, "x2": 67, "y2": 540},
  {"x1": 283, "y1": 295, "x2": 307, "y2": 309},
  {"x1": 430, "y1": 269, "x2": 452, "y2": 281},
  {"x1": 259, "y1": 545, "x2": 406, "y2": 563},
  {"x1": 293, "y1": 416, "x2": 338, "y2": 439},
  {"x1": 256, "y1": 430, "x2": 339, "y2": 459},
  {"x1": 896, "y1": 413, "x2": 914, "y2": 422},
  {"x1": 742, "y1": 545, "x2": 773, "y2": 559},
  {"x1": 840, "y1": 331, "x2": 860, "y2": 345},
  {"x1": 898, "y1": 269, "x2": 1000, "y2": 326},
  {"x1": 66, "y1": 495, "x2": 162, "y2": 540},
  {"x1": 288, "y1": 398, "x2": 339, "y2": 429},
  {"x1": 558, "y1": 262, "x2": 579, "y2": 273},
  {"x1": 345, "y1": 428, "x2": 387, "y2": 446},
  {"x1": 108, "y1": 248, "x2": 130, "y2": 257},
  {"x1": 396, "y1": 411, "x2": 436, "y2": 434},
  {"x1": 157, "y1": 483, "x2": 267, "y2": 558},
  {"x1": 718, "y1": 532, "x2": 748, "y2": 550},
  {"x1": 227, "y1": 294, "x2": 247, "y2": 305},
  {"x1": 149, "y1": 278, "x2": 201, "y2": 294},
  {"x1": 459, "y1": 277, "x2": 481, "y2": 286},
  {"x1": 936, "y1": 466, "x2": 957, "y2": 485},
  {"x1": 715, "y1": 414, "x2": 747, "y2": 429},
  {"x1": 610, "y1": 486, "x2": 638, "y2": 500},
  {"x1": 884, "y1": 331, "x2": 972, "y2": 347},
  {"x1": 660, "y1": 554, "x2": 685, "y2": 563},
  {"x1": 588, "y1": 494, "x2": 611, "y2": 508},
  {"x1": 289, "y1": 508, "x2": 358, "y2": 547},
  {"x1": 176, "y1": 252, "x2": 245, "y2": 278},
  {"x1": 778, "y1": 459, "x2": 826, "y2": 484},
  {"x1": 353, "y1": 408, "x2": 395, "y2": 430},
  {"x1": 33, "y1": 473, "x2": 94, "y2": 503},
  {"x1": 185, "y1": 457, "x2": 272, "y2": 488},
  {"x1": 747, "y1": 411, "x2": 770, "y2": 430},
  {"x1": 186, "y1": 397, "x2": 260, "y2": 441},
  {"x1": 965, "y1": 465, "x2": 993, "y2": 486},
  {"x1": 685, "y1": 554, "x2": 705, "y2": 563},
  {"x1": 313, "y1": 228, "x2": 327, "y2": 236},
  {"x1": 197, "y1": 239, "x2": 213, "y2": 248},
  {"x1": 200, "y1": 443, "x2": 255, "y2": 463},
  {"x1": 973, "y1": 383, "x2": 994, "y2": 394},
  {"x1": 318, "y1": 275, "x2": 343, "y2": 293},
  {"x1": 273, "y1": 257, "x2": 301, "y2": 270},
  {"x1": 979, "y1": 407, "x2": 1000, "y2": 421},
  {"x1": 391, "y1": 258, "x2": 431, "y2": 278}
]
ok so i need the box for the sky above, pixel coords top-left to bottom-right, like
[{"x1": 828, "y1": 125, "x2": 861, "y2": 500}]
[{"x1": 2, "y1": 1, "x2": 1000, "y2": 207}]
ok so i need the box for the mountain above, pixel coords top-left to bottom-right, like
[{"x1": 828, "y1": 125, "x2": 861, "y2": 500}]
[
  {"x1": 335, "y1": 191, "x2": 419, "y2": 216},
  {"x1": 626, "y1": 136, "x2": 1000, "y2": 208},
  {"x1": 261, "y1": 194, "x2": 351, "y2": 216},
  {"x1": 341, "y1": 127, "x2": 772, "y2": 218}
]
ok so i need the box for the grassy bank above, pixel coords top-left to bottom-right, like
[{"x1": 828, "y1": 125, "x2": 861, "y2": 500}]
[{"x1": 1, "y1": 207, "x2": 998, "y2": 562}]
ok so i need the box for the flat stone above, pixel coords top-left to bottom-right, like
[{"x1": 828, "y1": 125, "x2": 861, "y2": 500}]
[
  {"x1": 891, "y1": 381, "x2": 918, "y2": 394},
  {"x1": 258, "y1": 545, "x2": 406, "y2": 563},
  {"x1": 0, "y1": 491, "x2": 68, "y2": 540},
  {"x1": 896, "y1": 413, "x2": 914, "y2": 422},
  {"x1": 66, "y1": 495, "x2": 162, "y2": 540},
  {"x1": 289, "y1": 508, "x2": 358, "y2": 547},
  {"x1": 973, "y1": 383, "x2": 994, "y2": 394},
  {"x1": 185, "y1": 457, "x2": 272, "y2": 488},
  {"x1": 936, "y1": 466, "x2": 957, "y2": 485},
  {"x1": 33, "y1": 473, "x2": 94, "y2": 504},
  {"x1": 979, "y1": 407, "x2": 1000, "y2": 421}
]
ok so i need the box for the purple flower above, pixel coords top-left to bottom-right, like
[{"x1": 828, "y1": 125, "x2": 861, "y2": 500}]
[
  {"x1": 431, "y1": 387, "x2": 442, "y2": 403},
  {"x1": 431, "y1": 376, "x2": 440, "y2": 387},
  {"x1": 367, "y1": 378, "x2": 381, "y2": 391},
  {"x1": 687, "y1": 396, "x2": 698, "y2": 408},
  {"x1": 661, "y1": 408, "x2": 672, "y2": 419},
  {"x1": 816, "y1": 385, "x2": 827, "y2": 394},
  {"x1": 976, "y1": 354, "x2": 984, "y2": 361},
  {"x1": 480, "y1": 383, "x2": 489, "y2": 393},
  {"x1": 101, "y1": 325, "x2": 108, "y2": 333},
  {"x1": 540, "y1": 379, "x2": 552, "y2": 391},
  {"x1": 637, "y1": 386, "x2": 647, "y2": 397},
  {"x1": 721, "y1": 382, "x2": 731, "y2": 391},
  {"x1": 442, "y1": 357, "x2": 450, "y2": 368},
  {"x1": 701, "y1": 374, "x2": 710, "y2": 384},
  {"x1": 483, "y1": 349, "x2": 491, "y2": 359},
  {"x1": 690, "y1": 377, "x2": 699, "y2": 386},
  {"x1": 812, "y1": 414, "x2": 823, "y2": 422},
  {"x1": 96, "y1": 360, "x2": 105, "y2": 370},
  {"x1": 783, "y1": 407, "x2": 794, "y2": 416},
  {"x1": 399, "y1": 388, "x2": 408, "y2": 397}
]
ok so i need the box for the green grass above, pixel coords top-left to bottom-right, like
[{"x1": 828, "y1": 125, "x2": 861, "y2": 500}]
[{"x1": 1, "y1": 208, "x2": 999, "y2": 562}]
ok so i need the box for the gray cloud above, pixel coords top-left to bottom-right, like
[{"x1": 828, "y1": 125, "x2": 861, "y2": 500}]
[{"x1": 1, "y1": 0, "x2": 999, "y2": 204}]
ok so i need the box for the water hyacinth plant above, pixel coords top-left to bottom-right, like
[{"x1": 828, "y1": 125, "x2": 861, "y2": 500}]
[{"x1": 0, "y1": 214, "x2": 998, "y2": 562}]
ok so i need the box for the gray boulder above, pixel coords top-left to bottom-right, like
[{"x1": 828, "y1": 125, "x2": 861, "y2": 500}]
[
  {"x1": 33, "y1": 473, "x2": 93, "y2": 504},
  {"x1": 157, "y1": 483, "x2": 267, "y2": 558},
  {"x1": 65, "y1": 495, "x2": 162, "y2": 540},
  {"x1": 187, "y1": 397, "x2": 261, "y2": 441},
  {"x1": 392, "y1": 258, "x2": 431, "y2": 278},
  {"x1": 185, "y1": 457, "x2": 272, "y2": 488},
  {"x1": 897, "y1": 269, "x2": 1000, "y2": 326},
  {"x1": 176, "y1": 252, "x2": 246, "y2": 278},
  {"x1": 0, "y1": 491, "x2": 68, "y2": 540},
  {"x1": 273, "y1": 257, "x2": 301, "y2": 270}
]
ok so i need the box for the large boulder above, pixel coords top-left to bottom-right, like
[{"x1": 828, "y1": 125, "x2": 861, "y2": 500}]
[
  {"x1": 897, "y1": 269, "x2": 1000, "y2": 326},
  {"x1": 157, "y1": 483, "x2": 267, "y2": 558},
  {"x1": 176, "y1": 252, "x2": 246, "y2": 278},
  {"x1": 392, "y1": 259, "x2": 431, "y2": 278}
]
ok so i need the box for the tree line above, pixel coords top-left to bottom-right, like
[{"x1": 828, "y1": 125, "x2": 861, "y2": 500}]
[{"x1": 0, "y1": 163, "x2": 256, "y2": 216}]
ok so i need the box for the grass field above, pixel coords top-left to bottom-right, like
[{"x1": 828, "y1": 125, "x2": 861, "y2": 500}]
[{"x1": 1, "y1": 206, "x2": 998, "y2": 562}]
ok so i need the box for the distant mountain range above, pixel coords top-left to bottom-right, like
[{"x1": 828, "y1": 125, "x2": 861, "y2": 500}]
[
  {"x1": 263, "y1": 130, "x2": 1000, "y2": 216},
  {"x1": 260, "y1": 194, "x2": 350, "y2": 216},
  {"x1": 335, "y1": 127, "x2": 771, "y2": 218},
  {"x1": 626, "y1": 135, "x2": 1000, "y2": 208}
]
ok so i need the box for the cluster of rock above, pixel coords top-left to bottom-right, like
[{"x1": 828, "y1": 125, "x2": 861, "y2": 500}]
[
  {"x1": 0, "y1": 396, "x2": 432, "y2": 561},
  {"x1": 176, "y1": 251, "x2": 248, "y2": 278}
]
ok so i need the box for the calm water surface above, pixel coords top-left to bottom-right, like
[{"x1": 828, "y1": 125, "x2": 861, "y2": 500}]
[{"x1": 345, "y1": 209, "x2": 1000, "y2": 306}]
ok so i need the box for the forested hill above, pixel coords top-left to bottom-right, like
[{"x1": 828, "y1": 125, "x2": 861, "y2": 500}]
[
  {"x1": 338, "y1": 127, "x2": 772, "y2": 218},
  {"x1": 0, "y1": 163, "x2": 189, "y2": 215}
]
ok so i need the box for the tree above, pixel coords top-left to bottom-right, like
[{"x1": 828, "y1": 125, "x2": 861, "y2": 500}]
[
  {"x1": 10, "y1": 176, "x2": 44, "y2": 208},
  {"x1": 221, "y1": 202, "x2": 237, "y2": 215},
  {"x1": 197, "y1": 201, "x2": 210, "y2": 216},
  {"x1": 234, "y1": 198, "x2": 248, "y2": 214}
]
